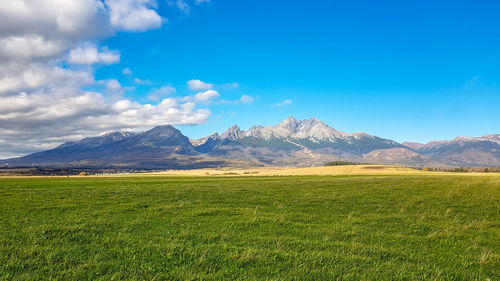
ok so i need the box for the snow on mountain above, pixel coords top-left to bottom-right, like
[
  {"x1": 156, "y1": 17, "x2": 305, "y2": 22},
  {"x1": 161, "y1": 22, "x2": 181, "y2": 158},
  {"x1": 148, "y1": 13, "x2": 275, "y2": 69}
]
[
  {"x1": 220, "y1": 125, "x2": 245, "y2": 141},
  {"x1": 217, "y1": 116, "x2": 362, "y2": 142}
]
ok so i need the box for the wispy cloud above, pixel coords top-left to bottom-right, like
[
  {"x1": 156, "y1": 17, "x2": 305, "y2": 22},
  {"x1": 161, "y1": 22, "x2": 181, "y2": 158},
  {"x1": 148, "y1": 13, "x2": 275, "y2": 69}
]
[
  {"x1": 169, "y1": 0, "x2": 190, "y2": 15},
  {"x1": 122, "y1": 67, "x2": 132, "y2": 76},
  {"x1": 147, "y1": 86, "x2": 176, "y2": 101},
  {"x1": 221, "y1": 82, "x2": 239, "y2": 89},
  {"x1": 273, "y1": 99, "x2": 292, "y2": 107},
  {"x1": 238, "y1": 94, "x2": 254, "y2": 103},
  {"x1": 134, "y1": 78, "x2": 153, "y2": 85}
]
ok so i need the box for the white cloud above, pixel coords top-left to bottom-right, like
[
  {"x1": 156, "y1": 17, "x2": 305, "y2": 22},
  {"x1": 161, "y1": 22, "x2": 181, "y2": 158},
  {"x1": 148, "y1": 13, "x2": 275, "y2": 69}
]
[
  {"x1": 0, "y1": 35, "x2": 65, "y2": 61},
  {"x1": 147, "y1": 86, "x2": 176, "y2": 101},
  {"x1": 238, "y1": 94, "x2": 254, "y2": 103},
  {"x1": 68, "y1": 44, "x2": 120, "y2": 65},
  {"x1": 0, "y1": 0, "x2": 214, "y2": 158},
  {"x1": 98, "y1": 79, "x2": 135, "y2": 101},
  {"x1": 175, "y1": 0, "x2": 190, "y2": 15},
  {"x1": 122, "y1": 67, "x2": 132, "y2": 75},
  {"x1": 195, "y1": 90, "x2": 220, "y2": 101},
  {"x1": 187, "y1": 79, "x2": 213, "y2": 90},
  {"x1": 106, "y1": 79, "x2": 123, "y2": 91},
  {"x1": 104, "y1": 79, "x2": 130, "y2": 97},
  {"x1": 134, "y1": 78, "x2": 153, "y2": 85},
  {"x1": 0, "y1": 0, "x2": 110, "y2": 39},
  {"x1": 273, "y1": 99, "x2": 292, "y2": 107},
  {"x1": 106, "y1": 0, "x2": 164, "y2": 31},
  {"x1": 94, "y1": 98, "x2": 210, "y2": 129},
  {"x1": 0, "y1": 64, "x2": 94, "y2": 96},
  {"x1": 0, "y1": 92, "x2": 210, "y2": 158}
]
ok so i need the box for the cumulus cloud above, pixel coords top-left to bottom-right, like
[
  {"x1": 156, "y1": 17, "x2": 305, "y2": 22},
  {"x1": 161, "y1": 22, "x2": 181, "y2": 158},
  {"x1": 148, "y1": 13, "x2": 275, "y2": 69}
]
[
  {"x1": 147, "y1": 86, "x2": 176, "y2": 101},
  {"x1": 102, "y1": 79, "x2": 136, "y2": 99},
  {"x1": 0, "y1": 64, "x2": 94, "y2": 96},
  {"x1": 187, "y1": 79, "x2": 213, "y2": 91},
  {"x1": 0, "y1": 0, "x2": 110, "y2": 40},
  {"x1": 105, "y1": 98, "x2": 209, "y2": 127},
  {"x1": 0, "y1": 0, "x2": 212, "y2": 158},
  {"x1": 68, "y1": 44, "x2": 120, "y2": 65},
  {"x1": 106, "y1": 0, "x2": 164, "y2": 31},
  {"x1": 195, "y1": 90, "x2": 220, "y2": 101},
  {"x1": 0, "y1": 93, "x2": 210, "y2": 158},
  {"x1": 0, "y1": 35, "x2": 65, "y2": 61}
]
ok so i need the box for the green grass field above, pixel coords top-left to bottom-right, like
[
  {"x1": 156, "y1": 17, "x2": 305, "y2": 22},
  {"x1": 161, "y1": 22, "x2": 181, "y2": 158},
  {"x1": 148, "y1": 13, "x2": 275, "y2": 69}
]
[{"x1": 0, "y1": 175, "x2": 499, "y2": 280}]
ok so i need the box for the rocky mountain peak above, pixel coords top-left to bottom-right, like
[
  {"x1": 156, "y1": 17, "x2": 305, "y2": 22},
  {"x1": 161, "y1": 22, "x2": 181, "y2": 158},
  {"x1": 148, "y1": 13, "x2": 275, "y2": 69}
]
[
  {"x1": 102, "y1": 131, "x2": 132, "y2": 141},
  {"x1": 3, "y1": 117, "x2": 498, "y2": 167},
  {"x1": 208, "y1": 132, "x2": 219, "y2": 138},
  {"x1": 220, "y1": 125, "x2": 244, "y2": 140},
  {"x1": 277, "y1": 116, "x2": 301, "y2": 133},
  {"x1": 298, "y1": 117, "x2": 348, "y2": 140},
  {"x1": 132, "y1": 125, "x2": 191, "y2": 148},
  {"x1": 301, "y1": 117, "x2": 327, "y2": 130},
  {"x1": 190, "y1": 132, "x2": 219, "y2": 146},
  {"x1": 482, "y1": 134, "x2": 500, "y2": 144},
  {"x1": 145, "y1": 125, "x2": 180, "y2": 137}
]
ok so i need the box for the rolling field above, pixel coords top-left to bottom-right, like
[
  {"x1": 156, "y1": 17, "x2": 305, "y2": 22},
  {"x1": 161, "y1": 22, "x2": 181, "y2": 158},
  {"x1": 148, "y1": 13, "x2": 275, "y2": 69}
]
[
  {"x1": 151, "y1": 165, "x2": 446, "y2": 177},
  {"x1": 0, "y1": 174, "x2": 499, "y2": 280}
]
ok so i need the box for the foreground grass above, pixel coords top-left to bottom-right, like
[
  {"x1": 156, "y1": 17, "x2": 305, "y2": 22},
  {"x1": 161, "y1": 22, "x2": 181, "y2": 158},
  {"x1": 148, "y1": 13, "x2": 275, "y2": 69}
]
[{"x1": 0, "y1": 175, "x2": 498, "y2": 280}]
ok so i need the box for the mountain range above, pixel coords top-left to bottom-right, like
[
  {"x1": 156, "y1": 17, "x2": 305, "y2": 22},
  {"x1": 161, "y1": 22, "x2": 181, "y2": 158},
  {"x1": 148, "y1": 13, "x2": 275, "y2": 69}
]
[{"x1": 1, "y1": 116, "x2": 499, "y2": 168}]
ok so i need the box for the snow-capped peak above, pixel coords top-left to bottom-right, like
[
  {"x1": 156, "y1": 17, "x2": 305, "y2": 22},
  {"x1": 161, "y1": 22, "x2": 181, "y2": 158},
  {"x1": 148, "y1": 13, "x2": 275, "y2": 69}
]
[{"x1": 220, "y1": 125, "x2": 244, "y2": 140}]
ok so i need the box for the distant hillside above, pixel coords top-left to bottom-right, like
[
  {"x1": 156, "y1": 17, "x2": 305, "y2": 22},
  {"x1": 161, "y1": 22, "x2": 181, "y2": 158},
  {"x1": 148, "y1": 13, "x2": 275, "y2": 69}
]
[
  {"x1": 1, "y1": 117, "x2": 499, "y2": 168},
  {"x1": 402, "y1": 135, "x2": 500, "y2": 166},
  {"x1": 190, "y1": 116, "x2": 403, "y2": 166}
]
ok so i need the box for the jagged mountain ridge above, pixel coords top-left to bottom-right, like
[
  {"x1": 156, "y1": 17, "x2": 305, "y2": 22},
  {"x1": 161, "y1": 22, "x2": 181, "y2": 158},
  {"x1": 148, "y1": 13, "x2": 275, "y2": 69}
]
[
  {"x1": 57, "y1": 132, "x2": 134, "y2": 150},
  {"x1": 1, "y1": 117, "x2": 498, "y2": 167},
  {"x1": 2, "y1": 126, "x2": 200, "y2": 167},
  {"x1": 195, "y1": 116, "x2": 401, "y2": 157},
  {"x1": 218, "y1": 116, "x2": 362, "y2": 142}
]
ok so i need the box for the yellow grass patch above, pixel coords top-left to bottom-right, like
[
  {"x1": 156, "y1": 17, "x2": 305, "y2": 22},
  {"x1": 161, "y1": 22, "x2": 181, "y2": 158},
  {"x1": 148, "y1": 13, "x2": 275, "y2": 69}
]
[{"x1": 148, "y1": 165, "x2": 498, "y2": 177}]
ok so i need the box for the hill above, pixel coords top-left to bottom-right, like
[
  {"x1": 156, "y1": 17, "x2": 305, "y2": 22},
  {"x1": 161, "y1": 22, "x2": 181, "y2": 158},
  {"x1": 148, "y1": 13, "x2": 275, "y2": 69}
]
[{"x1": 1, "y1": 117, "x2": 499, "y2": 168}]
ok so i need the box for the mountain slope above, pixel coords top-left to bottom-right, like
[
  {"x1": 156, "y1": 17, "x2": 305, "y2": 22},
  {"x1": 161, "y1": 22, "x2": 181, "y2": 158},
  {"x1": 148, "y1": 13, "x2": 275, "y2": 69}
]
[
  {"x1": 2, "y1": 117, "x2": 498, "y2": 168},
  {"x1": 115, "y1": 125, "x2": 197, "y2": 156},
  {"x1": 406, "y1": 135, "x2": 500, "y2": 166},
  {"x1": 195, "y1": 116, "x2": 402, "y2": 159},
  {"x1": 2, "y1": 132, "x2": 135, "y2": 164},
  {"x1": 2, "y1": 126, "x2": 201, "y2": 167},
  {"x1": 188, "y1": 116, "x2": 405, "y2": 166}
]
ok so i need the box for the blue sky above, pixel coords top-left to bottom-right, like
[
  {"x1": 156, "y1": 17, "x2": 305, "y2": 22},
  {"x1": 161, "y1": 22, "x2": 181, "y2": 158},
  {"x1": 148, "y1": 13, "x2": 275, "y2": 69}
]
[
  {"x1": 98, "y1": 0, "x2": 500, "y2": 142},
  {"x1": 1, "y1": 0, "x2": 499, "y2": 157}
]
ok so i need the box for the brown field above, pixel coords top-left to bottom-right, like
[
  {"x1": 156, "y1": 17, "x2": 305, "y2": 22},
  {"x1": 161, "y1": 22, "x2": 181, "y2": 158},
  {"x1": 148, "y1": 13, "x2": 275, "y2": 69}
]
[
  {"x1": 2, "y1": 165, "x2": 499, "y2": 178},
  {"x1": 148, "y1": 164, "x2": 498, "y2": 177}
]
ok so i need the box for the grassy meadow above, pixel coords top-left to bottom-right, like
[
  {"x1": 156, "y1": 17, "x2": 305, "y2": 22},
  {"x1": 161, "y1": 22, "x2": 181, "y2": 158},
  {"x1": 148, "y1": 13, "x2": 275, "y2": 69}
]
[{"x1": 0, "y1": 174, "x2": 499, "y2": 280}]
